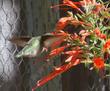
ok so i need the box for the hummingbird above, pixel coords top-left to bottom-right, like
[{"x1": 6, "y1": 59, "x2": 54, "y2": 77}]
[{"x1": 10, "y1": 32, "x2": 66, "y2": 58}]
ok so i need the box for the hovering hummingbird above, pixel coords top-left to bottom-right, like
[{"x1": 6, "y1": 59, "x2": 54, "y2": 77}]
[{"x1": 10, "y1": 32, "x2": 66, "y2": 58}]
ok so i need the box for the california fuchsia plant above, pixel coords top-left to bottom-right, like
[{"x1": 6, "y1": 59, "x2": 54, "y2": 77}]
[{"x1": 32, "y1": 0, "x2": 110, "y2": 90}]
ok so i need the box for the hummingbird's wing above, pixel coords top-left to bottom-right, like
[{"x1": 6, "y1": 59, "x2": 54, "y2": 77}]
[
  {"x1": 9, "y1": 36, "x2": 31, "y2": 47},
  {"x1": 16, "y1": 36, "x2": 42, "y2": 58},
  {"x1": 42, "y1": 35, "x2": 64, "y2": 50}
]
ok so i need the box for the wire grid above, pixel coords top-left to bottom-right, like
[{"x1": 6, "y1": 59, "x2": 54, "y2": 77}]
[
  {"x1": 0, "y1": 0, "x2": 110, "y2": 91},
  {"x1": 0, "y1": 0, "x2": 29, "y2": 91},
  {"x1": 0, "y1": 0, "x2": 61, "y2": 91}
]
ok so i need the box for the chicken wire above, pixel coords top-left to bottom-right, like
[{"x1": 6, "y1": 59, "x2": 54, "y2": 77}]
[
  {"x1": 0, "y1": 0, "x2": 61, "y2": 91},
  {"x1": 0, "y1": 0, "x2": 110, "y2": 91}
]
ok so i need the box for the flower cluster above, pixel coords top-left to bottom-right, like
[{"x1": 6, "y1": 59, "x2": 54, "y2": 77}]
[{"x1": 32, "y1": 0, "x2": 110, "y2": 91}]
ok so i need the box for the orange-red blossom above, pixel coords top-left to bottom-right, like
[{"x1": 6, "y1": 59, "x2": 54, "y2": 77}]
[
  {"x1": 63, "y1": 0, "x2": 83, "y2": 13},
  {"x1": 51, "y1": 0, "x2": 83, "y2": 13},
  {"x1": 104, "y1": 39, "x2": 110, "y2": 49},
  {"x1": 32, "y1": 59, "x2": 80, "y2": 91},
  {"x1": 56, "y1": 17, "x2": 72, "y2": 30},
  {"x1": 94, "y1": 28, "x2": 106, "y2": 39},
  {"x1": 56, "y1": 16, "x2": 91, "y2": 31},
  {"x1": 45, "y1": 45, "x2": 70, "y2": 59},
  {"x1": 93, "y1": 57, "x2": 104, "y2": 69},
  {"x1": 32, "y1": 47, "x2": 82, "y2": 91}
]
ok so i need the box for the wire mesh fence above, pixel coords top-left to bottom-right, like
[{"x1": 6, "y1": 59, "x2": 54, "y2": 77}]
[
  {"x1": 0, "y1": 0, "x2": 110, "y2": 91},
  {"x1": 0, "y1": 0, "x2": 22, "y2": 91},
  {"x1": 0, "y1": 0, "x2": 61, "y2": 91}
]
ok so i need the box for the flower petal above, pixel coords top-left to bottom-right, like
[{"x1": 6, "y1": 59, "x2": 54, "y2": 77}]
[
  {"x1": 47, "y1": 45, "x2": 69, "y2": 59},
  {"x1": 55, "y1": 17, "x2": 72, "y2": 30},
  {"x1": 104, "y1": 39, "x2": 110, "y2": 50},
  {"x1": 63, "y1": 0, "x2": 83, "y2": 13},
  {"x1": 93, "y1": 57, "x2": 104, "y2": 69},
  {"x1": 32, "y1": 59, "x2": 80, "y2": 91}
]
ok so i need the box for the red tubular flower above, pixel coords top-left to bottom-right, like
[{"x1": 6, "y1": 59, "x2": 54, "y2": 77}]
[
  {"x1": 51, "y1": 0, "x2": 83, "y2": 13},
  {"x1": 32, "y1": 59, "x2": 80, "y2": 91},
  {"x1": 93, "y1": 57, "x2": 104, "y2": 69},
  {"x1": 46, "y1": 45, "x2": 70, "y2": 59},
  {"x1": 63, "y1": 0, "x2": 83, "y2": 13},
  {"x1": 64, "y1": 48, "x2": 82, "y2": 62},
  {"x1": 55, "y1": 17, "x2": 72, "y2": 30},
  {"x1": 94, "y1": 28, "x2": 106, "y2": 39},
  {"x1": 70, "y1": 20, "x2": 84, "y2": 26},
  {"x1": 94, "y1": 28, "x2": 101, "y2": 36},
  {"x1": 100, "y1": 34, "x2": 106, "y2": 39},
  {"x1": 104, "y1": 39, "x2": 110, "y2": 49}
]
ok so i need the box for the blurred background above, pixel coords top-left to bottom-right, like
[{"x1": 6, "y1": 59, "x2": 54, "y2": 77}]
[{"x1": 0, "y1": 0, "x2": 109, "y2": 91}]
